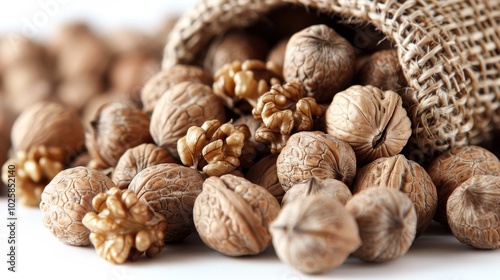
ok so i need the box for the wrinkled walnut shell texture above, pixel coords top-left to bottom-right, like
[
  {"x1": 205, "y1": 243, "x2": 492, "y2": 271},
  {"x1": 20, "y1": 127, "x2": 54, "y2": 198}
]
[
  {"x1": 128, "y1": 163, "x2": 205, "y2": 242},
  {"x1": 282, "y1": 177, "x2": 352, "y2": 206},
  {"x1": 112, "y1": 143, "x2": 175, "y2": 189},
  {"x1": 245, "y1": 154, "x2": 284, "y2": 201},
  {"x1": 325, "y1": 85, "x2": 412, "y2": 165},
  {"x1": 358, "y1": 49, "x2": 406, "y2": 91},
  {"x1": 283, "y1": 24, "x2": 356, "y2": 103},
  {"x1": 353, "y1": 155, "x2": 437, "y2": 236},
  {"x1": 270, "y1": 195, "x2": 360, "y2": 274},
  {"x1": 193, "y1": 174, "x2": 280, "y2": 256},
  {"x1": 447, "y1": 175, "x2": 500, "y2": 249},
  {"x1": 427, "y1": 145, "x2": 500, "y2": 225},
  {"x1": 40, "y1": 166, "x2": 114, "y2": 246},
  {"x1": 346, "y1": 188, "x2": 417, "y2": 262},
  {"x1": 277, "y1": 131, "x2": 356, "y2": 191}
]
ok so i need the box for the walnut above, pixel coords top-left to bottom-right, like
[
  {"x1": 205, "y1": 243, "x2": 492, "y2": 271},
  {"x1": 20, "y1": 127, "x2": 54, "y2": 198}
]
[
  {"x1": 203, "y1": 31, "x2": 270, "y2": 75},
  {"x1": 270, "y1": 195, "x2": 360, "y2": 274},
  {"x1": 353, "y1": 154, "x2": 437, "y2": 236},
  {"x1": 245, "y1": 154, "x2": 284, "y2": 202},
  {"x1": 150, "y1": 82, "x2": 226, "y2": 158},
  {"x1": 426, "y1": 145, "x2": 500, "y2": 225},
  {"x1": 446, "y1": 175, "x2": 500, "y2": 249},
  {"x1": 252, "y1": 81, "x2": 325, "y2": 153},
  {"x1": 86, "y1": 102, "x2": 153, "y2": 168},
  {"x1": 267, "y1": 38, "x2": 289, "y2": 68},
  {"x1": 40, "y1": 166, "x2": 114, "y2": 246},
  {"x1": 141, "y1": 65, "x2": 213, "y2": 113},
  {"x1": 112, "y1": 143, "x2": 176, "y2": 189},
  {"x1": 325, "y1": 85, "x2": 412, "y2": 166},
  {"x1": 193, "y1": 174, "x2": 280, "y2": 256},
  {"x1": 128, "y1": 163, "x2": 205, "y2": 242},
  {"x1": 2, "y1": 146, "x2": 64, "y2": 206},
  {"x1": 213, "y1": 59, "x2": 283, "y2": 113},
  {"x1": 177, "y1": 119, "x2": 255, "y2": 176},
  {"x1": 357, "y1": 49, "x2": 406, "y2": 91},
  {"x1": 276, "y1": 131, "x2": 357, "y2": 191},
  {"x1": 10, "y1": 101, "x2": 84, "y2": 158},
  {"x1": 0, "y1": 102, "x2": 15, "y2": 167},
  {"x1": 346, "y1": 188, "x2": 417, "y2": 262},
  {"x1": 57, "y1": 75, "x2": 103, "y2": 112},
  {"x1": 0, "y1": 35, "x2": 46, "y2": 67},
  {"x1": 282, "y1": 177, "x2": 352, "y2": 206},
  {"x1": 82, "y1": 187, "x2": 168, "y2": 264},
  {"x1": 283, "y1": 24, "x2": 356, "y2": 103}
]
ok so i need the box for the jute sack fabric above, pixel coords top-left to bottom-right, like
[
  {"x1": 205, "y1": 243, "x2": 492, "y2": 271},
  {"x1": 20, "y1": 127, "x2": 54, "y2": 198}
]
[{"x1": 162, "y1": 0, "x2": 500, "y2": 163}]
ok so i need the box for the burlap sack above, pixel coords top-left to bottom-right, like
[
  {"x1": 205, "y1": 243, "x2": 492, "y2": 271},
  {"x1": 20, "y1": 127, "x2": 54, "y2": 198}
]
[{"x1": 162, "y1": 0, "x2": 500, "y2": 163}]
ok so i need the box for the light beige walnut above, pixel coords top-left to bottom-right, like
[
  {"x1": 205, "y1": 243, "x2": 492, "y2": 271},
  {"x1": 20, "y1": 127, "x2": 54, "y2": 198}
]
[
  {"x1": 282, "y1": 177, "x2": 352, "y2": 206},
  {"x1": 128, "y1": 163, "x2": 205, "y2": 242},
  {"x1": 446, "y1": 175, "x2": 500, "y2": 249},
  {"x1": 40, "y1": 166, "x2": 114, "y2": 246},
  {"x1": 193, "y1": 174, "x2": 280, "y2": 256},
  {"x1": 325, "y1": 85, "x2": 412, "y2": 166},
  {"x1": 270, "y1": 195, "x2": 360, "y2": 274},
  {"x1": 346, "y1": 188, "x2": 417, "y2": 262},
  {"x1": 353, "y1": 154, "x2": 437, "y2": 236},
  {"x1": 277, "y1": 131, "x2": 357, "y2": 191}
]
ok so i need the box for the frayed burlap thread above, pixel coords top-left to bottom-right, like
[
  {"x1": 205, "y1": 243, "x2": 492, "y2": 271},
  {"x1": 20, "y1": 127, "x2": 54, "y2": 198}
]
[{"x1": 163, "y1": 0, "x2": 500, "y2": 163}]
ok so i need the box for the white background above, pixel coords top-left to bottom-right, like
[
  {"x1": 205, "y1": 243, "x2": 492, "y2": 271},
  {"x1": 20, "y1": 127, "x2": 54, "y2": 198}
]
[{"x1": 1, "y1": 1, "x2": 500, "y2": 280}]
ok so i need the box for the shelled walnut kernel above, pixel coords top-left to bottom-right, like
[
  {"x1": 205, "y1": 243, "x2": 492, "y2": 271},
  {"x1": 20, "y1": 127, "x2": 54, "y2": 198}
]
[
  {"x1": 270, "y1": 195, "x2": 360, "y2": 274},
  {"x1": 83, "y1": 187, "x2": 168, "y2": 264}
]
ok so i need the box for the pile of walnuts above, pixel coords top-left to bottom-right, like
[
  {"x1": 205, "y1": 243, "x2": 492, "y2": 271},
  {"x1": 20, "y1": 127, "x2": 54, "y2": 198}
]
[{"x1": 1, "y1": 6, "x2": 500, "y2": 276}]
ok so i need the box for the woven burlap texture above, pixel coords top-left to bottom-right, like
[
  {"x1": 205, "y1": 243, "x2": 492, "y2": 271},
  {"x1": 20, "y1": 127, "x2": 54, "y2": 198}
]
[{"x1": 162, "y1": 0, "x2": 500, "y2": 163}]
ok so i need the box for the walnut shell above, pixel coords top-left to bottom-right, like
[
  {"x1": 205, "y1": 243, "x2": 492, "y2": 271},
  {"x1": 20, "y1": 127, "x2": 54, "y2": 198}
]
[
  {"x1": 11, "y1": 101, "x2": 84, "y2": 157},
  {"x1": 267, "y1": 38, "x2": 289, "y2": 68},
  {"x1": 325, "y1": 85, "x2": 412, "y2": 166},
  {"x1": 346, "y1": 188, "x2": 417, "y2": 262},
  {"x1": 426, "y1": 145, "x2": 500, "y2": 225},
  {"x1": 39, "y1": 166, "x2": 114, "y2": 245},
  {"x1": 245, "y1": 154, "x2": 284, "y2": 201},
  {"x1": 112, "y1": 143, "x2": 175, "y2": 189},
  {"x1": 276, "y1": 131, "x2": 357, "y2": 191},
  {"x1": 128, "y1": 163, "x2": 205, "y2": 242},
  {"x1": 141, "y1": 65, "x2": 213, "y2": 113},
  {"x1": 282, "y1": 177, "x2": 352, "y2": 206},
  {"x1": 193, "y1": 174, "x2": 280, "y2": 256},
  {"x1": 357, "y1": 49, "x2": 406, "y2": 91},
  {"x1": 283, "y1": 24, "x2": 356, "y2": 103},
  {"x1": 270, "y1": 195, "x2": 360, "y2": 274},
  {"x1": 86, "y1": 102, "x2": 153, "y2": 167},
  {"x1": 57, "y1": 75, "x2": 103, "y2": 112},
  {"x1": 0, "y1": 102, "x2": 15, "y2": 166},
  {"x1": 447, "y1": 175, "x2": 500, "y2": 249},
  {"x1": 353, "y1": 154, "x2": 437, "y2": 236},
  {"x1": 150, "y1": 82, "x2": 226, "y2": 158}
]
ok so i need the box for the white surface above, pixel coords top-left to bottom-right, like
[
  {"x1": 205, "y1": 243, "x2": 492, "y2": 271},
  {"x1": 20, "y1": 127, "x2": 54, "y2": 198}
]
[{"x1": 1, "y1": 196, "x2": 500, "y2": 280}]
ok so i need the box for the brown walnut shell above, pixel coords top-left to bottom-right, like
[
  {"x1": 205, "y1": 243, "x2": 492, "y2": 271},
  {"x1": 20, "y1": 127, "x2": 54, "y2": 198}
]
[
  {"x1": 346, "y1": 188, "x2": 417, "y2": 262},
  {"x1": 245, "y1": 154, "x2": 284, "y2": 201},
  {"x1": 39, "y1": 166, "x2": 114, "y2": 246},
  {"x1": 0, "y1": 102, "x2": 15, "y2": 166},
  {"x1": 447, "y1": 175, "x2": 500, "y2": 249},
  {"x1": 283, "y1": 24, "x2": 356, "y2": 103},
  {"x1": 426, "y1": 145, "x2": 500, "y2": 225},
  {"x1": 276, "y1": 131, "x2": 356, "y2": 191},
  {"x1": 193, "y1": 174, "x2": 280, "y2": 256},
  {"x1": 282, "y1": 177, "x2": 352, "y2": 206},
  {"x1": 128, "y1": 163, "x2": 205, "y2": 242},
  {"x1": 112, "y1": 143, "x2": 175, "y2": 189},
  {"x1": 150, "y1": 81, "x2": 226, "y2": 158},
  {"x1": 353, "y1": 154, "x2": 437, "y2": 236},
  {"x1": 357, "y1": 49, "x2": 406, "y2": 91}
]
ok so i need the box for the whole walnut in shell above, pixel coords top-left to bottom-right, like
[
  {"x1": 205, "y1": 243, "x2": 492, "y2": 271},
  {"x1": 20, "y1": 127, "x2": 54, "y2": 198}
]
[
  {"x1": 112, "y1": 143, "x2": 175, "y2": 189},
  {"x1": 325, "y1": 85, "x2": 412, "y2": 166},
  {"x1": 357, "y1": 49, "x2": 406, "y2": 91},
  {"x1": 270, "y1": 195, "x2": 360, "y2": 274},
  {"x1": 282, "y1": 177, "x2": 352, "y2": 206},
  {"x1": 267, "y1": 38, "x2": 289, "y2": 68},
  {"x1": 128, "y1": 163, "x2": 205, "y2": 242},
  {"x1": 276, "y1": 131, "x2": 356, "y2": 191},
  {"x1": 283, "y1": 24, "x2": 356, "y2": 103},
  {"x1": 39, "y1": 167, "x2": 114, "y2": 246},
  {"x1": 353, "y1": 154, "x2": 437, "y2": 236},
  {"x1": 446, "y1": 175, "x2": 500, "y2": 249},
  {"x1": 193, "y1": 174, "x2": 280, "y2": 256},
  {"x1": 346, "y1": 188, "x2": 417, "y2": 262},
  {"x1": 150, "y1": 82, "x2": 226, "y2": 158},
  {"x1": 86, "y1": 102, "x2": 153, "y2": 168},
  {"x1": 245, "y1": 154, "x2": 284, "y2": 202},
  {"x1": 11, "y1": 101, "x2": 84, "y2": 157},
  {"x1": 141, "y1": 64, "x2": 213, "y2": 113},
  {"x1": 426, "y1": 145, "x2": 500, "y2": 225},
  {"x1": 0, "y1": 102, "x2": 15, "y2": 166}
]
